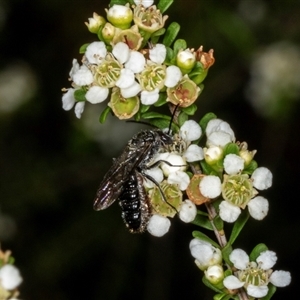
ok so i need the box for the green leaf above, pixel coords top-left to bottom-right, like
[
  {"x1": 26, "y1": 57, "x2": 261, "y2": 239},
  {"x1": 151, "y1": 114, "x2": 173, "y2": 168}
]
[
  {"x1": 202, "y1": 276, "x2": 224, "y2": 294},
  {"x1": 157, "y1": 0, "x2": 174, "y2": 13},
  {"x1": 173, "y1": 39, "x2": 187, "y2": 56},
  {"x1": 79, "y1": 43, "x2": 90, "y2": 54},
  {"x1": 177, "y1": 111, "x2": 188, "y2": 127},
  {"x1": 191, "y1": 214, "x2": 213, "y2": 230},
  {"x1": 147, "y1": 118, "x2": 179, "y2": 132},
  {"x1": 99, "y1": 106, "x2": 112, "y2": 124},
  {"x1": 200, "y1": 160, "x2": 219, "y2": 176},
  {"x1": 182, "y1": 103, "x2": 197, "y2": 116},
  {"x1": 243, "y1": 159, "x2": 258, "y2": 175},
  {"x1": 261, "y1": 284, "x2": 276, "y2": 300},
  {"x1": 213, "y1": 293, "x2": 237, "y2": 300},
  {"x1": 140, "y1": 104, "x2": 150, "y2": 114},
  {"x1": 151, "y1": 28, "x2": 166, "y2": 44},
  {"x1": 199, "y1": 112, "x2": 217, "y2": 133},
  {"x1": 222, "y1": 243, "x2": 233, "y2": 266},
  {"x1": 162, "y1": 22, "x2": 180, "y2": 47},
  {"x1": 213, "y1": 215, "x2": 224, "y2": 231},
  {"x1": 153, "y1": 93, "x2": 167, "y2": 107},
  {"x1": 74, "y1": 89, "x2": 86, "y2": 102},
  {"x1": 228, "y1": 210, "x2": 249, "y2": 245},
  {"x1": 7, "y1": 256, "x2": 15, "y2": 264},
  {"x1": 223, "y1": 143, "x2": 240, "y2": 156},
  {"x1": 165, "y1": 47, "x2": 175, "y2": 64},
  {"x1": 192, "y1": 231, "x2": 220, "y2": 248},
  {"x1": 249, "y1": 243, "x2": 268, "y2": 261},
  {"x1": 141, "y1": 111, "x2": 171, "y2": 120}
]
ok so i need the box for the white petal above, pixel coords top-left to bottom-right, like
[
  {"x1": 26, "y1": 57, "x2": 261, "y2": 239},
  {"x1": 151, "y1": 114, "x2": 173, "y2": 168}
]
[
  {"x1": 256, "y1": 250, "x2": 277, "y2": 270},
  {"x1": 74, "y1": 101, "x2": 85, "y2": 119},
  {"x1": 143, "y1": 167, "x2": 164, "y2": 188},
  {"x1": 133, "y1": 0, "x2": 154, "y2": 8},
  {"x1": 179, "y1": 199, "x2": 197, "y2": 223},
  {"x1": 223, "y1": 275, "x2": 244, "y2": 289},
  {"x1": 147, "y1": 214, "x2": 170, "y2": 237},
  {"x1": 205, "y1": 265, "x2": 224, "y2": 284},
  {"x1": 219, "y1": 201, "x2": 241, "y2": 223},
  {"x1": 120, "y1": 81, "x2": 142, "y2": 98},
  {"x1": 115, "y1": 68, "x2": 135, "y2": 89},
  {"x1": 73, "y1": 65, "x2": 94, "y2": 86},
  {"x1": 206, "y1": 119, "x2": 235, "y2": 141},
  {"x1": 85, "y1": 41, "x2": 107, "y2": 64},
  {"x1": 140, "y1": 89, "x2": 159, "y2": 105},
  {"x1": 184, "y1": 144, "x2": 204, "y2": 162},
  {"x1": 149, "y1": 43, "x2": 166, "y2": 64},
  {"x1": 69, "y1": 58, "x2": 80, "y2": 80},
  {"x1": 247, "y1": 196, "x2": 269, "y2": 220},
  {"x1": 180, "y1": 120, "x2": 202, "y2": 142},
  {"x1": 247, "y1": 284, "x2": 268, "y2": 298},
  {"x1": 229, "y1": 249, "x2": 249, "y2": 270},
  {"x1": 125, "y1": 51, "x2": 146, "y2": 73},
  {"x1": 160, "y1": 153, "x2": 186, "y2": 176},
  {"x1": 0, "y1": 265, "x2": 23, "y2": 290},
  {"x1": 165, "y1": 65, "x2": 182, "y2": 88},
  {"x1": 199, "y1": 175, "x2": 221, "y2": 198},
  {"x1": 269, "y1": 270, "x2": 291, "y2": 287},
  {"x1": 223, "y1": 154, "x2": 244, "y2": 175},
  {"x1": 207, "y1": 131, "x2": 233, "y2": 147},
  {"x1": 167, "y1": 171, "x2": 190, "y2": 191},
  {"x1": 189, "y1": 239, "x2": 215, "y2": 269},
  {"x1": 62, "y1": 88, "x2": 76, "y2": 110},
  {"x1": 252, "y1": 167, "x2": 273, "y2": 190},
  {"x1": 85, "y1": 86, "x2": 109, "y2": 104},
  {"x1": 112, "y1": 42, "x2": 130, "y2": 64}
]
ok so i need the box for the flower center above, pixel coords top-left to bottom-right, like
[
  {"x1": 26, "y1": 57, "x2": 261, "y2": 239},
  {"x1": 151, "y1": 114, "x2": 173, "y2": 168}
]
[{"x1": 138, "y1": 63, "x2": 166, "y2": 91}]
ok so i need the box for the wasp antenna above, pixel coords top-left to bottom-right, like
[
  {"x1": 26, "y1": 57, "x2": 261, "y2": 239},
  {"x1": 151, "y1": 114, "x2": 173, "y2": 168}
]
[{"x1": 168, "y1": 104, "x2": 180, "y2": 134}]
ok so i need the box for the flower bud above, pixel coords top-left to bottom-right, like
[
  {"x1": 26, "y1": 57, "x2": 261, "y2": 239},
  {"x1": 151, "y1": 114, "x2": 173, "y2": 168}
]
[
  {"x1": 106, "y1": 4, "x2": 133, "y2": 29},
  {"x1": 102, "y1": 22, "x2": 116, "y2": 43},
  {"x1": 85, "y1": 12, "x2": 106, "y2": 34},
  {"x1": 176, "y1": 49, "x2": 196, "y2": 74},
  {"x1": 205, "y1": 264, "x2": 224, "y2": 285},
  {"x1": 204, "y1": 146, "x2": 223, "y2": 165}
]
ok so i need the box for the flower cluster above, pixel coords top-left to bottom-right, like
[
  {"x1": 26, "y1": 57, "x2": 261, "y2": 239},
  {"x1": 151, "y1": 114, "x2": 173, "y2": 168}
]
[
  {"x1": 62, "y1": 0, "x2": 214, "y2": 120},
  {"x1": 0, "y1": 248, "x2": 22, "y2": 300}
]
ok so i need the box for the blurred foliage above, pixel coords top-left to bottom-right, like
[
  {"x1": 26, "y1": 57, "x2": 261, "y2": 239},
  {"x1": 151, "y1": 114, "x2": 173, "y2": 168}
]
[{"x1": 0, "y1": 0, "x2": 299, "y2": 299}]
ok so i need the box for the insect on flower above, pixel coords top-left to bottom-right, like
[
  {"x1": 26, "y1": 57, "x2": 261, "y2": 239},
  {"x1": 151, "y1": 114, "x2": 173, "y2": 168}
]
[{"x1": 93, "y1": 127, "x2": 175, "y2": 233}]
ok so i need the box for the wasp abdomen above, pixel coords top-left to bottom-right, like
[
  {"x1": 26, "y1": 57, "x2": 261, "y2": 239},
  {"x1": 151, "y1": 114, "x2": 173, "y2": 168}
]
[{"x1": 119, "y1": 171, "x2": 151, "y2": 233}]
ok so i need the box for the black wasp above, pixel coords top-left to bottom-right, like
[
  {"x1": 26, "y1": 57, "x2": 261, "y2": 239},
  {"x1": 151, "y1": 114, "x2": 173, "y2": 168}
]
[{"x1": 93, "y1": 129, "x2": 174, "y2": 233}]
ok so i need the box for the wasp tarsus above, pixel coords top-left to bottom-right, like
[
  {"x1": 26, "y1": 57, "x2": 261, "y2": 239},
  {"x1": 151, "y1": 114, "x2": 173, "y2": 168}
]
[{"x1": 93, "y1": 129, "x2": 173, "y2": 233}]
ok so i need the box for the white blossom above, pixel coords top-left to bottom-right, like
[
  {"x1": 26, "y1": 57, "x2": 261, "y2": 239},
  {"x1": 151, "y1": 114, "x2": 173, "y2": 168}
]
[
  {"x1": 257, "y1": 250, "x2": 277, "y2": 270},
  {"x1": 149, "y1": 43, "x2": 166, "y2": 64},
  {"x1": 229, "y1": 248, "x2": 249, "y2": 269},
  {"x1": 252, "y1": 167, "x2": 273, "y2": 190},
  {"x1": 115, "y1": 68, "x2": 135, "y2": 89},
  {"x1": 179, "y1": 199, "x2": 197, "y2": 222},
  {"x1": 125, "y1": 51, "x2": 146, "y2": 73},
  {"x1": 112, "y1": 42, "x2": 130, "y2": 64},
  {"x1": 164, "y1": 65, "x2": 182, "y2": 88},
  {"x1": 85, "y1": 86, "x2": 109, "y2": 104},
  {"x1": 0, "y1": 265, "x2": 23, "y2": 290},
  {"x1": 223, "y1": 153, "x2": 244, "y2": 175},
  {"x1": 183, "y1": 144, "x2": 204, "y2": 162},
  {"x1": 147, "y1": 214, "x2": 171, "y2": 237},
  {"x1": 199, "y1": 175, "x2": 221, "y2": 198},
  {"x1": 247, "y1": 196, "x2": 269, "y2": 220},
  {"x1": 206, "y1": 119, "x2": 235, "y2": 147},
  {"x1": 74, "y1": 101, "x2": 85, "y2": 119},
  {"x1": 144, "y1": 167, "x2": 164, "y2": 188},
  {"x1": 69, "y1": 59, "x2": 80, "y2": 80},
  {"x1": 72, "y1": 65, "x2": 94, "y2": 86},
  {"x1": 160, "y1": 153, "x2": 186, "y2": 176},
  {"x1": 180, "y1": 120, "x2": 202, "y2": 142},
  {"x1": 120, "y1": 81, "x2": 142, "y2": 98},
  {"x1": 167, "y1": 171, "x2": 190, "y2": 190},
  {"x1": 140, "y1": 89, "x2": 159, "y2": 105},
  {"x1": 85, "y1": 41, "x2": 107, "y2": 64}
]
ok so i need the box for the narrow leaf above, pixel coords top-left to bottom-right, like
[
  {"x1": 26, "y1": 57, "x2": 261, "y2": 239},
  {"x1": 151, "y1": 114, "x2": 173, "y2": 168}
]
[
  {"x1": 163, "y1": 22, "x2": 180, "y2": 47},
  {"x1": 177, "y1": 111, "x2": 188, "y2": 127},
  {"x1": 157, "y1": 0, "x2": 174, "y2": 13},
  {"x1": 222, "y1": 243, "x2": 233, "y2": 266},
  {"x1": 249, "y1": 243, "x2": 268, "y2": 261},
  {"x1": 99, "y1": 106, "x2": 112, "y2": 124},
  {"x1": 191, "y1": 214, "x2": 213, "y2": 230},
  {"x1": 141, "y1": 111, "x2": 171, "y2": 120},
  {"x1": 192, "y1": 231, "x2": 220, "y2": 248},
  {"x1": 173, "y1": 39, "x2": 187, "y2": 56},
  {"x1": 213, "y1": 215, "x2": 224, "y2": 231},
  {"x1": 228, "y1": 210, "x2": 249, "y2": 245},
  {"x1": 260, "y1": 284, "x2": 276, "y2": 300},
  {"x1": 223, "y1": 143, "x2": 240, "y2": 156},
  {"x1": 199, "y1": 112, "x2": 217, "y2": 132},
  {"x1": 182, "y1": 103, "x2": 197, "y2": 115},
  {"x1": 74, "y1": 89, "x2": 86, "y2": 102}
]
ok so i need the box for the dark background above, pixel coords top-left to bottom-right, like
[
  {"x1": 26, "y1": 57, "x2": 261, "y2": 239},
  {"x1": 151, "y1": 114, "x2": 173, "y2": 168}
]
[{"x1": 0, "y1": 0, "x2": 299, "y2": 299}]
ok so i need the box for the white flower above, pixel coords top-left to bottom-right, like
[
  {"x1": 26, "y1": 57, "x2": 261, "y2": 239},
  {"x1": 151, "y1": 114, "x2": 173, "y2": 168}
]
[
  {"x1": 125, "y1": 51, "x2": 146, "y2": 73},
  {"x1": 223, "y1": 248, "x2": 291, "y2": 298},
  {"x1": 115, "y1": 68, "x2": 135, "y2": 89},
  {"x1": 189, "y1": 239, "x2": 222, "y2": 270},
  {"x1": 69, "y1": 59, "x2": 80, "y2": 80},
  {"x1": 85, "y1": 41, "x2": 107, "y2": 64},
  {"x1": 183, "y1": 144, "x2": 204, "y2": 162},
  {"x1": 120, "y1": 81, "x2": 142, "y2": 98},
  {"x1": 164, "y1": 65, "x2": 182, "y2": 88},
  {"x1": 206, "y1": 119, "x2": 235, "y2": 147},
  {"x1": 179, "y1": 199, "x2": 197, "y2": 223},
  {"x1": 140, "y1": 89, "x2": 159, "y2": 105},
  {"x1": 167, "y1": 171, "x2": 190, "y2": 191},
  {"x1": 223, "y1": 154, "x2": 244, "y2": 175},
  {"x1": 133, "y1": 0, "x2": 154, "y2": 8},
  {"x1": 252, "y1": 167, "x2": 273, "y2": 190},
  {"x1": 112, "y1": 42, "x2": 130, "y2": 64},
  {"x1": 74, "y1": 101, "x2": 85, "y2": 119},
  {"x1": 204, "y1": 146, "x2": 223, "y2": 164},
  {"x1": 180, "y1": 120, "x2": 202, "y2": 142},
  {"x1": 72, "y1": 65, "x2": 94, "y2": 86},
  {"x1": 205, "y1": 265, "x2": 224, "y2": 284},
  {"x1": 149, "y1": 44, "x2": 166, "y2": 64},
  {"x1": 0, "y1": 265, "x2": 23, "y2": 290},
  {"x1": 247, "y1": 196, "x2": 269, "y2": 220},
  {"x1": 219, "y1": 200, "x2": 241, "y2": 222},
  {"x1": 62, "y1": 88, "x2": 76, "y2": 111},
  {"x1": 147, "y1": 214, "x2": 171, "y2": 237},
  {"x1": 199, "y1": 175, "x2": 221, "y2": 198},
  {"x1": 85, "y1": 86, "x2": 109, "y2": 104}
]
